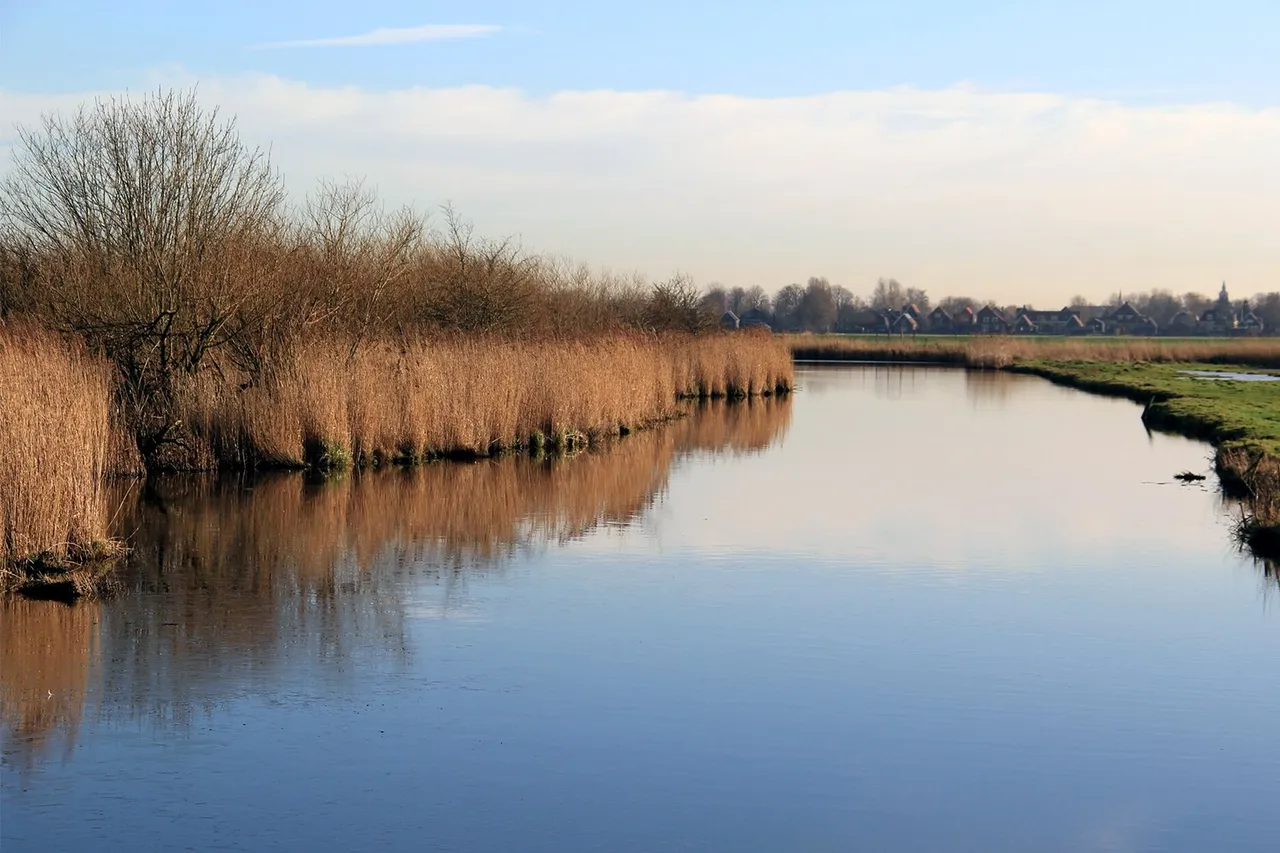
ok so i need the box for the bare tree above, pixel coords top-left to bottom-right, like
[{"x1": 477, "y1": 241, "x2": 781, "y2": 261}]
[
  {"x1": 646, "y1": 273, "x2": 710, "y2": 332},
  {"x1": 0, "y1": 89, "x2": 286, "y2": 458},
  {"x1": 871, "y1": 277, "x2": 906, "y2": 309},
  {"x1": 772, "y1": 284, "x2": 805, "y2": 331},
  {"x1": 799, "y1": 276, "x2": 837, "y2": 332},
  {"x1": 904, "y1": 286, "x2": 931, "y2": 313},
  {"x1": 419, "y1": 204, "x2": 542, "y2": 334}
]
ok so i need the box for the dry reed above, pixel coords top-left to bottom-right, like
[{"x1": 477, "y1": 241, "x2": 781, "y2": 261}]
[
  {"x1": 168, "y1": 331, "x2": 792, "y2": 470},
  {"x1": 0, "y1": 323, "x2": 137, "y2": 572},
  {"x1": 786, "y1": 333, "x2": 1280, "y2": 369}
]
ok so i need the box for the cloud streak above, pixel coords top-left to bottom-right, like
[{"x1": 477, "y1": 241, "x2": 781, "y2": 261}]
[{"x1": 252, "y1": 24, "x2": 500, "y2": 50}]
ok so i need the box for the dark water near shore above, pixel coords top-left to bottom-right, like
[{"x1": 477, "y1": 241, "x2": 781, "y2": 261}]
[{"x1": 4, "y1": 366, "x2": 1278, "y2": 852}]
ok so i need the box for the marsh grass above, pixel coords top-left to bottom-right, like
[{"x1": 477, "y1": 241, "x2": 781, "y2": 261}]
[
  {"x1": 787, "y1": 333, "x2": 1280, "y2": 369},
  {"x1": 1, "y1": 323, "x2": 791, "y2": 565},
  {"x1": 165, "y1": 330, "x2": 792, "y2": 471},
  {"x1": 0, "y1": 323, "x2": 139, "y2": 574}
]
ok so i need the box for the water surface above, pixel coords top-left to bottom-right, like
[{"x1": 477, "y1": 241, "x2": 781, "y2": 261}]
[{"x1": 3, "y1": 368, "x2": 1278, "y2": 852}]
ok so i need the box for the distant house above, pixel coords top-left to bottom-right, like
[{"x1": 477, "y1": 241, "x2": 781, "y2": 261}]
[
  {"x1": 926, "y1": 306, "x2": 953, "y2": 334},
  {"x1": 1239, "y1": 302, "x2": 1265, "y2": 335},
  {"x1": 1103, "y1": 301, "x2": 1158, "y2": 336},
  {"x1": 739, "y1": 307, "x2": 772, "y2": 331},
  {"x1": 1168, "y1": 311, "x2": 1198, "y2": 335},
  {"x1": 890, "y1": 313, "x2": 919, "y2": 335},
  {"x1": 719, "y1": 310, "x2": 740, "y2": 330},
  {"x1": 1013, "y1": 306, "x2": 1082, "y2": 335},
  {"x1": 1085, "y1": 316, "x2": 1108, "y2": 335},
  {"x1": 1013, "y1": 313, "x2": 1038, "y2": 334},
  {"x1": 872, "y1": 308, "x2": 901, "y2": 334},
  {"x1": 975, "y1": 306, "x2": 1011, "y2": 334},
  {"x1": 1200, "y1": 283, "x2": 1238, "y2": 334},
  {"x1": 954, "y1": 306, "x2": 977, "y2": 333}
]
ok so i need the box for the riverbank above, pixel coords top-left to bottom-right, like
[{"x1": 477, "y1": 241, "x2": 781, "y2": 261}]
[
  {"x1": 787, "y1": 333, "x2": 1280, "y2": 556},
  {"x1": 1, "y1": 326, "x2": 792, "y2": 581},
  {"x1": 786, "y1": 333, "x2": 1280, "y2": 369},
  {"x1": 1009, "y1": 361, "x2": 1280, "y2": 556}
]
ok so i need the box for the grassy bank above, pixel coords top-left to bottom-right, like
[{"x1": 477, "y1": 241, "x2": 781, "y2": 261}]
[
  {"x1": 1008, "y1": 361, "x2": 1280, "y2": 555},
  {"x1": 787, "y1": 333, "x2": 1280, "y2": 369},
  {"x1": 789, "y1": 333, "x2": 1280, "y2": 555}
]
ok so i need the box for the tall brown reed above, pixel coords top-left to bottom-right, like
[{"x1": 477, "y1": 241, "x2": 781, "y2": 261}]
[
  {"x1": 171, "y1": 331, "x2": 792, "y2": 470},
  {"x1": 0, "y1": 323, "x2": 137, "y2": 569},
  {"x1": 786, "y1": 333, "x2": 1280, "y2": 369}
]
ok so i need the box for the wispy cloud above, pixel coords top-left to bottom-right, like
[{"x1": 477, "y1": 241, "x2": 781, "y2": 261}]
[{"x1": 252, "y1": 24, "x2": 500, "y2": 50}]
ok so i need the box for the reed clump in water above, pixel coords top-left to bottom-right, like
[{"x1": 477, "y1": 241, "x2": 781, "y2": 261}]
[{"x1": 0, "y1": 323, "x2": 137, "y2": 584}]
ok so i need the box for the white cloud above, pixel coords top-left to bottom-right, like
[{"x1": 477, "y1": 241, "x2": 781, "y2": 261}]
[
  {"x1": 251, "y1": 24, "x2": 500, "y2": 50},
  {"x1": 2, "y1": 74, "x2": 1278, "y2": 303}
]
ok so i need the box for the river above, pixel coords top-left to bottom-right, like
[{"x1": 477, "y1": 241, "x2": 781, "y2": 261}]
[{"x1": 3, "y1": 365, "x2": 1278, "y2": 852}]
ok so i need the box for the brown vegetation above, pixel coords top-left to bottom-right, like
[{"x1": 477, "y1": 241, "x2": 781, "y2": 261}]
[
  {"x1": 0, "y1": 323, "x2": 138, "y2": 575},
  {"x1": 786, "y1": 333, "x2": 1280, "y2": 369},
  {"x1": 0, "y1": 90, "x2": 790, "y2": 569}
]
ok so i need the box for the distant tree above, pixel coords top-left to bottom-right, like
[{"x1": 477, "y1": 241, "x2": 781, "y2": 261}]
[
  {"x1": 1252, "y1": 292, "x2": 1280, "y2": 329},
  {"x1": 798, "y1": 276, "x2": 837, "y2": 332},
  {"x1": 742, "y1": 285, "x2": 770, "y2": 313},
  {"x1": 938, "y1": 296, "x2": 979, "y2": 316},
  {"x1": 725, "y1": 286, "x2": 748, "y2": 315},
  {"x1": 1136, "y1": 289, "x2": 1180, "y2": 325},
  {"x1": 1069, "y1": 295, "x2": 1091, "y2": 309},
  {"x1": 772, "y1": 284, "x2": 805, "y2": 331},
  {"x1": 904, "y1": 286, "x2": 931, "y2": 313},
  {"x1": 701, "y1": 284, "x2": 728, "y2": 316},
  {"x1": 870, "y1": 277, "x2": 906, "y2": 309},
  {"x1": 1181, "y1": 291, "x2": 1213, "y2": 319}
]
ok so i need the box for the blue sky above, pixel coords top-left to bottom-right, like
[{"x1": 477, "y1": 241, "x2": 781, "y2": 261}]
[
  {"x1": 5, "y1": 1, "x2": 1278, "y2": 102},
  {"x1": 1, "y1": 2, "x2": 1278, "y2": 302}
]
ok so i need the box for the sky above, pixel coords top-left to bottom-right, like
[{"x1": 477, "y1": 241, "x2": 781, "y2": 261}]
[{"x1": 1, "y1": 1, "x2": 1278, "y2": 304}]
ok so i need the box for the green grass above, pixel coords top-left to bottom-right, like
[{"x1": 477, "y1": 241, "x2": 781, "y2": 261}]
[{"x1": 1014, "y1": 361, "x2": 1280, "y2": 457}]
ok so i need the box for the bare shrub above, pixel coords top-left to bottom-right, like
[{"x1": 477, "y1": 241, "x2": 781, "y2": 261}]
[{"x1": 0, "y1": 89, "x2": 286, "y2": 457}]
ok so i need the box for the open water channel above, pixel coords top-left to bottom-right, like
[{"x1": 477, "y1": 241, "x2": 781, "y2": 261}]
[{"x1": 3, "y1": 365, "x2": 1278, "y2": 852}]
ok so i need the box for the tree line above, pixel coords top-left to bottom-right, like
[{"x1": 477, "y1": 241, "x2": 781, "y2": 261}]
[{"x1": 701, "y1": 277, "x2": 1280, "y2": 333}]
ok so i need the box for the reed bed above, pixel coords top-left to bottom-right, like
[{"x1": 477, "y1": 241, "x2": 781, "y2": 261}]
[
  {"x1": 787, "y1": 333, "x2": 1280, "y2": 369},
  {"x1": 168, "y1": 331, "x2": 791, "y2": 471},
  {"x1": 0, "y1": 323, "x2": 136, "y2": 575},
  {"x1": 0, "y1": 323, "x2": 791, "y2": 568}
]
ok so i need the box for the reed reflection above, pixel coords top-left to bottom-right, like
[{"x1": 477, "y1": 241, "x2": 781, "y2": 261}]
[{"x1": 1, "y1": 397, "x2": 791, "y2": 767}]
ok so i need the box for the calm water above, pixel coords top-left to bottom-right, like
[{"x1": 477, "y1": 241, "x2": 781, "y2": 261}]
[{"x1": 4, "y1": 366, "x2": 1278, "y2": 852}]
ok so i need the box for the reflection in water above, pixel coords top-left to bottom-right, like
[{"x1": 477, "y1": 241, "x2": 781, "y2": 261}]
[
  {"x1": 1, "y1": 398, "x2": 790, "y2": 767},
  {"x1": 0, "y1": 598, "x2": 101, "y2": 771}
]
